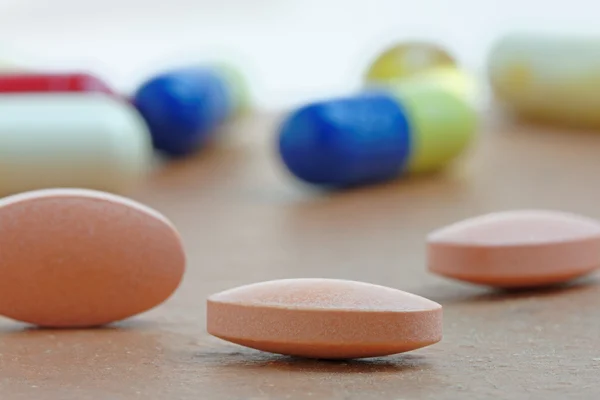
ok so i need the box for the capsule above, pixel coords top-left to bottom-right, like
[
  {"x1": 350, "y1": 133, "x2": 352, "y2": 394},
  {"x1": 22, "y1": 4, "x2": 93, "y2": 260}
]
[
  {"x1": 0, "y1": 61, "x2": 19, "y2": 71},
  {"x1": 389, "y1": 66, "x2": 478, "y2": 106},
  {"x1": 0, "y1": 94, "x2": 152, "y2": 195},
  {"x1": 365, "y1": 41, "x2": 456, "y2": 85},
  {"x1": 278, "y1": 81, "x2": 477, "y2": 187},
  {"x1": 0, "y1": 73, "x2": 115, "y2": 95},
  {"x1": 132, "y1": 65, "x2": 247, "y2": 157},
  {"x1": 488, "y1": 33, "x2": 600, "y2": 128},
  {"x1": 390, "y1": 75, "x2": 478, "y2": 174}
]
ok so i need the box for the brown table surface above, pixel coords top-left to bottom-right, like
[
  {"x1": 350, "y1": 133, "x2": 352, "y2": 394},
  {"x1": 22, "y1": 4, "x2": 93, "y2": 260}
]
[{"x1": 2, "y1": 111, "x2": 600, "y2": 399}]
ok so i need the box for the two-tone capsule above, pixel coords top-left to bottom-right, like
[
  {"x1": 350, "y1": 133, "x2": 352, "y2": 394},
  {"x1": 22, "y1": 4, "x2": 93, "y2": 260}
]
[
  {"x1": 0, "y1": 72, "x2": 152, "y2": 195},
  {"x1": 278, "y1": 75, "x2": 478, "y2": 187},
  {"x1": 132, "y1": 65, "x2": 248, "y2": 157},
  {"x1": 0, "y1": 94, "x2": 152, "y2": 196}
]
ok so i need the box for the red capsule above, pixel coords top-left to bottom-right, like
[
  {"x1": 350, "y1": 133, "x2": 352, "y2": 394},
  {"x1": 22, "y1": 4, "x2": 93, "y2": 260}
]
[{"x1": 0, "y1": 73, "x2": 114, "y2": 95}]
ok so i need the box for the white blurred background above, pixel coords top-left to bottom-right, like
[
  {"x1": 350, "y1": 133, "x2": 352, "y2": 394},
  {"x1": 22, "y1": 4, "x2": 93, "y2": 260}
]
[{"x1": 0, "y1": 0, "x2": 597, "y2": 110}]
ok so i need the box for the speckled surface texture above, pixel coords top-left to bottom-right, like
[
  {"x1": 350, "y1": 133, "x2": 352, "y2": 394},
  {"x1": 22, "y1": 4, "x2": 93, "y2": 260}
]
[
  {"x1": 207, "y1": 279, "x2": 442, "y2": 358},
  {"x1": 0, "y1": 189, "x2": 185, "y2": 327},
  {"x1": 428, "y1": 210, "x2": 600, "y2": 287},
  {"x1": 2, "y1": 112, "x2": 600, "y2": 399}
]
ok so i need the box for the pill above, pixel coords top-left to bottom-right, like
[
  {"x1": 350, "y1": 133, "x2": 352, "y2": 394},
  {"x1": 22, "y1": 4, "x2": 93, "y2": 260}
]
[
  {"x1": 278, "y1": 91, "x2": 411, "y2": 186},
  {"x1": 427, "y1": 210, "x2": 600, "y2": 288},
  {"x1": 0, "y1": 94, "x2": 152, "y2": 196},
  {"x1": 488, "y1": 33, "x2": 600, "y2": 128},
  {"x1": 213, "y1": 62, "x2": 251, "y2": 117},
  {"x1": 133, "y1": 65, "x2": 246, "y2": 157},
  {"x1": 390, "y1": 66, "x2": 478, "y2": 106},
  {"x1": 0, "y1": 188, "x2": 186, "y2": 328},
  {"x1": 0, "y1": 73, "x2": 115, "y2": 95},
  {"x1": 278, "y1": 81, "x2": 476, "y2": 187},
  {"x1": 391, "y1": 76, "x2": 477, "y2": 174},
  {"x1": 365, "y1": 41, "x2": 456, "y2": 85},
  {"x1": 0, "y1": 60, "x2": 20, "y2": 71},
  {"x1": 207, "y1": 278, "x2": 442, "y2": 359}
]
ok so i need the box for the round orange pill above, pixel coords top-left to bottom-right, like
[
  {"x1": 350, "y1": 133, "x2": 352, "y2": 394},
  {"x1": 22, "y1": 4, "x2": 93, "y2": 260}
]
[
  {"x1": 0, "y1": 188, "x2": 186, "y2": 328},
  {"x1": 427, "y1": 210, "x2": 600, "y2": 288},
  {"x1": 207, "y1": 278, "x2": 442, "y2": 359}
]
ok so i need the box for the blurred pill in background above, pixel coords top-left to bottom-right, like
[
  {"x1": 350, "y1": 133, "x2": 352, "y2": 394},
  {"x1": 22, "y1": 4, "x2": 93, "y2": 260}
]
[
  {"x1": 0, "y1": 73, "x2": 115, "y2": 95},
  {"x1": 389, "y1": 66, "x2": 478, "y2": 106},
  {"x1": 365, "y1": 41, "x2": 457, "y2": 85},
  {"x1": 0, "y1": 94, "x2": 152, "y2": 196},
  {"x1": 132, "y1": 64, "x2": 248, "y2": 158},
  {"x1": 278, "y1": 79, "x2": 477, "y2": 187},
  {"x1": 488, "y1": 32, "x2": 600, "y2": 129},
  {"x1": 390, "y1": 77, "x2": 477, "y2": 174},
  {"x1": 278, "y1": 91, "x2": 412, "y2": 186},
  {"x1": 214, "y1": 63, "x2": 251, "y2": 117},
  {"x1": 0, "y1": 61, "x2": 19, "y2": 71},
  {"x1": 0, "y1": 55, "x2": 23, "y2": 72},
  {"x1": 365, "y1": 41, "x2": 478, "y2": 106}
]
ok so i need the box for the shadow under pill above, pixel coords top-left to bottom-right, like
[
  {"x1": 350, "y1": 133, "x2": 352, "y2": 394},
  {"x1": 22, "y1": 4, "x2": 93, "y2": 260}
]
[
  {"x1": 288, "y1": 168, "x2": 459, "y2": 201},
  {"x1": 422, "y1": 276, "x2": 599, "y2": 306},
  {"x1": 516, "y1": 115, "x2": 600, "y2": 136},
  {"x1": 471, "y1": 278, "x2": 597, "y2": 301},
  {"x1": 148, "y1": 139, "x2": 252, "y2": 188},
  {"x1": 196, "y1": 348, "x2": 429, "y2": 374},
  {"x1": 189, "y1": 348, "x2": 446, "y2": 399},
  {"x1": 492, "y1": 108, "x2": 600, "y2": 140}
]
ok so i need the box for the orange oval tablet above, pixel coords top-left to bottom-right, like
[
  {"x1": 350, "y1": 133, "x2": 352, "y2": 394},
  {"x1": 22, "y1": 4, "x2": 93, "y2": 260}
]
[
  {"x1": 427, "y1": 210, "x2": 600, "y2": 288},
  {"x1": 0, "y1": 188, "x2": 186, "y2": 328},
  {"x1": 207, "y1": 278, "x2": 442, "y2": 359}
]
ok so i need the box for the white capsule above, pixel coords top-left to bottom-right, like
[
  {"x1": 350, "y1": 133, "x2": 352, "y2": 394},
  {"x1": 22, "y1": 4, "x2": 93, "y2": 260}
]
[
  {"x1": 488, "y1": 33, "x2": 600, "y2": 128},
  {"x1": 0, "y1": 94, "x2": 152, "y2": 195}
]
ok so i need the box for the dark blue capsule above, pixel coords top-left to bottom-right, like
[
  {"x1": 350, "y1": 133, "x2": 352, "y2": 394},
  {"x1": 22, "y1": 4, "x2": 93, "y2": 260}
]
[
  {"x1": 133, "y1": 67, "x2": 234, "y2": 157},
  {"x1": 278, "y1": 91, "x2": 411, "y2": 187}
]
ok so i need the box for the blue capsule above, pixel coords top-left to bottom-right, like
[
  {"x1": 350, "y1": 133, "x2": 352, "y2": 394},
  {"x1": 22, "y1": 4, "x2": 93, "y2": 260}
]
[
  {"x1": 133, "y1": 67, "x2": 236, "y2": 157},
  {"x1": 278, "y1": 91, "x2": 412, "y2": 187}
]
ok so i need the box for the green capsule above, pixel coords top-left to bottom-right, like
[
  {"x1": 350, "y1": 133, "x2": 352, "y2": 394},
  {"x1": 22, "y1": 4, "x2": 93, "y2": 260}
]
[
  {"x1": 212, "y1": 62, "x2": 251, "y2": 117},
  {"x1": 389, "y1": 74, "x2": 478, "y2": 174}
]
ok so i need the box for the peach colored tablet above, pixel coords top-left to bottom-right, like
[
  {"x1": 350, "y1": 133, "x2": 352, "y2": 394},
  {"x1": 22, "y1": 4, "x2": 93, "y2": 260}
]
[
  {"x1": 427, "y1": 210, "x2": 600, "y2": 288},
  {"x1": 0, "y1": 188, "x2": 186, "y2": 328},
  {"x1": 207, "y1": 278, "x2": 442, "y2": 359}
]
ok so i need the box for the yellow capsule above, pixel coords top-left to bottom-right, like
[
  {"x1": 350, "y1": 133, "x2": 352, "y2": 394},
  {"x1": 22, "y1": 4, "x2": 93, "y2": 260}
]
[
  {"x1": 395, "y1": 66, "x2": 478, "y2": 106},
  {"x1": 390, "y1": 79, "x2": 478, "y2": 174},
  {"x1": 365, "y1": 41, "x2": 456, "y2": 85}
]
